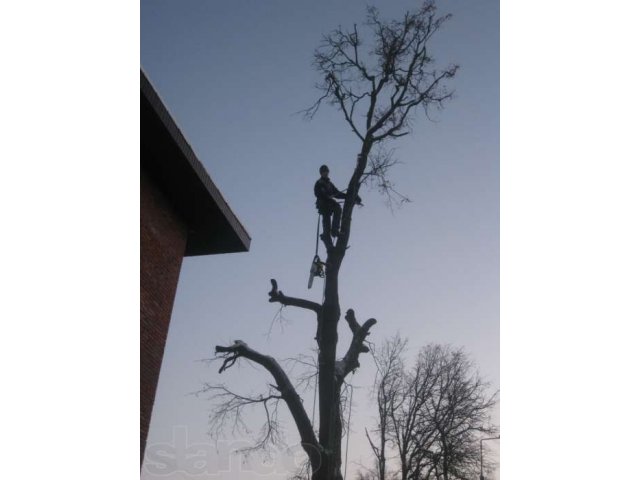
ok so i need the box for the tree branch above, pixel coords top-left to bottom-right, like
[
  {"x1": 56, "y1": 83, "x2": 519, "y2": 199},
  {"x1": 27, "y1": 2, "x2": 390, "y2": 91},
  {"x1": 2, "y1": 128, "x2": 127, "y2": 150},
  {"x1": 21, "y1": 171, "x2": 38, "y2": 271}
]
[
  {"x1": 268, "y1": 279, "x2": 321, "y2": 313},
  {"x1": 195, "y1": 383, "x2": 284, "y2": 453},
  {"x1": 336, "y1": 309, "x2": 377, "y2": 382},
  {"x1": 215, "y1": 340, "x2": 322, "y2": 468},
  {"x1": 309, "y1": 0, "x2": 458, "y2": 174},
  {"x1": 327, "y1": 73, "x2": 366, "y2": 142}
]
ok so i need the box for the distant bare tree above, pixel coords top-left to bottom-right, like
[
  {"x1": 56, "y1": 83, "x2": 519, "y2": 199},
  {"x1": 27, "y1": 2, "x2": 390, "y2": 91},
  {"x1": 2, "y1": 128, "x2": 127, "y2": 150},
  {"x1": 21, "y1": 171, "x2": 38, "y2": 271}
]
[
  {"x1": 366, "y1": 335, "x2": 407, "y2": 480},
  {"x1": 202, "y1": 2, "x2": 458, "y2": 479},
  {"x1": 367, "y1": 339, "x2": 498, "y2": 480}
]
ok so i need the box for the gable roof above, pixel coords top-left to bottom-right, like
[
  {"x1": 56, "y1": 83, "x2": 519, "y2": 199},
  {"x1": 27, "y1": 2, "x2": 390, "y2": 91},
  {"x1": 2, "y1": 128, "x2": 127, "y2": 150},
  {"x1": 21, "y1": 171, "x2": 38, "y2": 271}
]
[{"x1": 141, "y1": 70, "x2": 251, "y2": 256}]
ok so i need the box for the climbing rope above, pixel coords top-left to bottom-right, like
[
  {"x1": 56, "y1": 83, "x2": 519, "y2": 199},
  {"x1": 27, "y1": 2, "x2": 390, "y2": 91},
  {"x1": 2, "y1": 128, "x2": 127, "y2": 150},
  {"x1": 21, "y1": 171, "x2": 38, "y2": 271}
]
[
  {"x1": 343, "y1": 384, "x2": 354, "y2": 480},
  {"x1": 315, "y1": 213, "x2": 321, "y2": 257},
  {"x1": 308, "y1": 371, "x2": 318, "y2": 480},
  {"x1": 308, "y1": 217, "x2": 330, "y2": 480},
  {"x1": 311, "y1": 370, "x2": 318, "y2": 431},
  {"x1": 308, "y1": 276, "x2": 326, "y2": 480}
]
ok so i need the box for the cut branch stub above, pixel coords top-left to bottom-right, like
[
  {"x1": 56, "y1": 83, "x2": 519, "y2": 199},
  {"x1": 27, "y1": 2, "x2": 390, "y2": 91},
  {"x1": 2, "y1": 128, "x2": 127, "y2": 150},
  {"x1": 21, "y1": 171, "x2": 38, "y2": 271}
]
[
  {"x1": 216, "y1": 340, "x2": 247, "y2": 373},
  {"x1": 336, "y1": 310, "x2": 377, "y2": 381},
  {"x1": 267, "y1": 279, "x2": 322, "y2": 313},
  {"x1": 345, "y1": 308, "x2": 360, "y2": 333}
]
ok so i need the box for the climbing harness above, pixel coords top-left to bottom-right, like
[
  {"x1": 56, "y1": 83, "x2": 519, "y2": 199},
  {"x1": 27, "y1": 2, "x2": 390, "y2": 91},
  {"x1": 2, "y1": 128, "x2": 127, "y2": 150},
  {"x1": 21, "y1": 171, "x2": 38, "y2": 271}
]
[{"x1": 308, "y1": 214, "x2": 326, "y2": 289}]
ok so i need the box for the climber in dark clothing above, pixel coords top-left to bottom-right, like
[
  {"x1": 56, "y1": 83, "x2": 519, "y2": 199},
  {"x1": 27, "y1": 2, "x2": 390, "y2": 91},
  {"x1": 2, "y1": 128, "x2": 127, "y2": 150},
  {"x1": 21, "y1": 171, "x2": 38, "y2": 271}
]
[
  {"x1": 314, "y1": 165, "x2": 346, "y2": 239},
  {"x1": 315, "y1": 164, "x2": 362, "y2": 239}
]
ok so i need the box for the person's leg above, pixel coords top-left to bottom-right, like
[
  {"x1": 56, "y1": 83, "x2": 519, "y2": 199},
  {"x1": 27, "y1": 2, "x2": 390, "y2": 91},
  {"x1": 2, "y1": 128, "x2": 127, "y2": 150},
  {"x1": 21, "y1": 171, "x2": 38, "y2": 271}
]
[
  {"x1": 321, "y1": 210, "x2": 332, "y2": 239},
  {"x1": 331, "y1": 202, "x2": 342, "y2": 236}
]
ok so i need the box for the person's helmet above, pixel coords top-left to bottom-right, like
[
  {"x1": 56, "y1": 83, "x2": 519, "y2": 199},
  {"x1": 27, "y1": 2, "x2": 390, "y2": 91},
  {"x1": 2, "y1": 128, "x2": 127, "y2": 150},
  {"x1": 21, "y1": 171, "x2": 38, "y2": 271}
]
[{"x1": 319, "y1": 165, "x2": 329, "y2": 174}]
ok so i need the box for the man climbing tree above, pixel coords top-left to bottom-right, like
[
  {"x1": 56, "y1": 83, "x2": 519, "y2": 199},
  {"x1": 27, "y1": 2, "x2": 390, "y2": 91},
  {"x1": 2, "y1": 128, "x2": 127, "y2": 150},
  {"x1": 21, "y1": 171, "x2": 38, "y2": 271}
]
[
  {"x1": 315, "y1": 164, "x2": 361, "y2": 241},
  {"x1": 205, "y1": 2, "x2": 459, "y2": 479}
]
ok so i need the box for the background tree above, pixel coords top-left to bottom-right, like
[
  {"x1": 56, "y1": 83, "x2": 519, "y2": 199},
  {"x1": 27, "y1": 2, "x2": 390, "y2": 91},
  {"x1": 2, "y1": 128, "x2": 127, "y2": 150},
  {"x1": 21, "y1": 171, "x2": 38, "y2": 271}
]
[
  {"x1": 366, "y1": 335, "x2": 407, "y2": 480},
  {"x1": 203, "y1": 2, "x2": 458, "y2": 479},
  {"x1": 365, "y1": 338, "x2": 498, "y2": 480}
]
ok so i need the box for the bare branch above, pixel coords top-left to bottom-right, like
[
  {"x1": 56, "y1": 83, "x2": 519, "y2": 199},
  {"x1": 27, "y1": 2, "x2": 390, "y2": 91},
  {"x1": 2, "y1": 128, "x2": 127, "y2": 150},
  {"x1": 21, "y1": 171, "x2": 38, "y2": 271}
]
[
  {"x1": 268, "y1": 279, "x2": 321, "y2": 313},
  {"x1": 325, "y1": 72, "x2": 366, "y2": 141},
  {"x1": 283, "y1": 353, "x2": 319, "y2": 394},
  {"x1": 307, "y1": 1, "x2": 459, "y2": 207},
  {"x1": 361, "y1": 147, "x2": 412, "y2": 210},
  {"x1": 336, "y1": 309, "x2": 377, "y2": 382},
  {"x1": 195, "y1": 383, "x2": 285, "y2": 453},
  {"x1": 265, "y1": 304, "x2": 289, "y2": 339},
  {"x1": 213, "y1": 340, "x2": 322, "y2": 468}
]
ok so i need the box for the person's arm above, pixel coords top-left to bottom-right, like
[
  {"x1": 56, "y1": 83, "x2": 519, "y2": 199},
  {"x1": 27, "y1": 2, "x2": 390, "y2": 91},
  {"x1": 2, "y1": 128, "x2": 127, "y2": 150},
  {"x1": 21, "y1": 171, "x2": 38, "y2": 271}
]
[{"x1": 329, "y1": 181, "x2": 347, "y2": 200}]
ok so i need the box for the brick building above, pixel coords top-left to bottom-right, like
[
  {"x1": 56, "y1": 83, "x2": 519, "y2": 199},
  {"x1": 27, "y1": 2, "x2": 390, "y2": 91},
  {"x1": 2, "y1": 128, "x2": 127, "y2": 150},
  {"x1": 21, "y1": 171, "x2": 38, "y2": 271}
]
[{"x1": 140, "y1": 71, "x2": 250, "y2": 464}]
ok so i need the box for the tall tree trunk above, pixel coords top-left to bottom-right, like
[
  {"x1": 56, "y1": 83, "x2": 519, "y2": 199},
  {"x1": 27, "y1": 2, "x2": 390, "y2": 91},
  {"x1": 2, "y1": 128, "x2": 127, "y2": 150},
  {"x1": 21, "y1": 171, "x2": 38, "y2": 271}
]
[
  {"x1": 315, "y1": 250, "x2": 342, "y2": 480},
  {"x1": 314, "y1": 148, "x2": 370, "y2": 480}
]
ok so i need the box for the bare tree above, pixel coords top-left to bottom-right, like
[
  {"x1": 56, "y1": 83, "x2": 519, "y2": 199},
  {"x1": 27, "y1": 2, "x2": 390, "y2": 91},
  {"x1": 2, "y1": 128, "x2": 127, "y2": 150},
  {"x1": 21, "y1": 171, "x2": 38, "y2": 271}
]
[
  {"x1": 368, "y1": 340, "x2": 498, "y2": 480},
  {"x1": 366, "y1": 335, "x2": 407, "y2": 480},
  {"x1": 204, "y1": 2, "x2": 458, "y2": 479},
  {"x1": 306, "y1": 0, "x2": 458, "y2": 210}
]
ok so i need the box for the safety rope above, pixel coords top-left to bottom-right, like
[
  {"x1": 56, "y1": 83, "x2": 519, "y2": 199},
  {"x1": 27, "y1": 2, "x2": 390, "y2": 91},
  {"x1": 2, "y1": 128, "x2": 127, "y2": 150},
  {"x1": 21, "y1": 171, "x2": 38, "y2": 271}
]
[
  {"x1": 311, "y1": 372, "x2": 318, "y2": 431},
  {"x1": 315, "y1": 213, "x2": 321, "y2": 257},
  {"x1": 308, "y1": 371, "x2": 318, "y2": 480},
  {"x1": 343, "y1": 384, "x2": 354, "y2": 480},
  {"x1": 308, "y1": 275, "x2": 324, "y2": 480},
  {"x1": 309, "y1": 217, "x2": 327, "y2": 480}
]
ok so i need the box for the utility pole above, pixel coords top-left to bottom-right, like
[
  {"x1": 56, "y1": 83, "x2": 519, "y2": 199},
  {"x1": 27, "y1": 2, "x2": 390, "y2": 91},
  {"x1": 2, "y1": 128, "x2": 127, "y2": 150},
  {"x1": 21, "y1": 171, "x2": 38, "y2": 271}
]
[{"x1": 480, "y1": 435, "x2": 500, "y2": 480}]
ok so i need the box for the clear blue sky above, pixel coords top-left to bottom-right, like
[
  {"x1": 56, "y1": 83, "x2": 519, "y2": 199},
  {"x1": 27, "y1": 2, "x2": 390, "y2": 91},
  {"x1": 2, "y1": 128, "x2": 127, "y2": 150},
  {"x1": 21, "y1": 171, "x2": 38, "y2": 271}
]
[{"x1": 141, "y1": 1, "x2": 499, "y2": 478}]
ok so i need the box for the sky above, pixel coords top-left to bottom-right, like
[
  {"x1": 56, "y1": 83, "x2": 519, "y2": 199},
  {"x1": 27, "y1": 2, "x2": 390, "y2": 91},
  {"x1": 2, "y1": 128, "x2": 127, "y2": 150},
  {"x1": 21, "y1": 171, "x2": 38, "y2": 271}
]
[{"x1": 140, "y1": 1, "x2": 499, "y2": 478}]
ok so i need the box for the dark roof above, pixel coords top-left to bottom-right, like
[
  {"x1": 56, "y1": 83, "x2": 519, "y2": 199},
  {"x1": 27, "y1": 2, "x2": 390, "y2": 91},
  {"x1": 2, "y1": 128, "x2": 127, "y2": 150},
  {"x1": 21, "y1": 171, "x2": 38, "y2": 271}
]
[{"x1": 141, "y1": 70, "x2": 251, "y2": 256}]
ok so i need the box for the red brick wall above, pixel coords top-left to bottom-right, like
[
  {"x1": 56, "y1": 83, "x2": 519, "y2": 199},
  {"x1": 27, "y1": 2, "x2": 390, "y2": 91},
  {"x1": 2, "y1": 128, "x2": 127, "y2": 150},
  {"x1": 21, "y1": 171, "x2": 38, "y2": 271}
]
[{"x1": 140, "y1": 169, "x2": 188, "y2": 465}]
